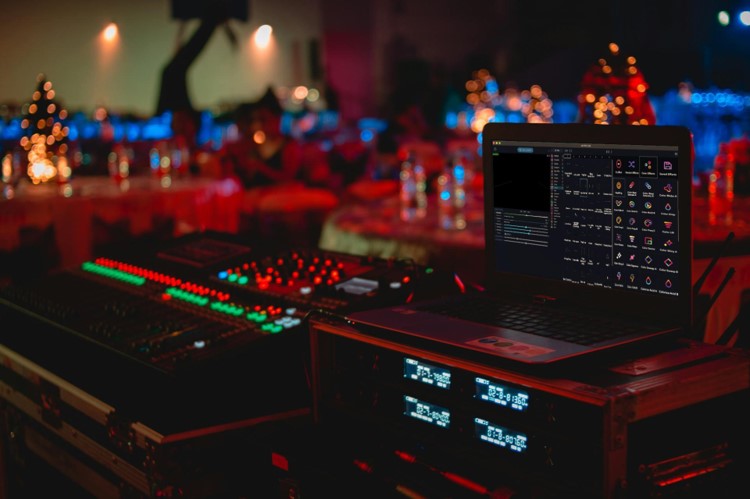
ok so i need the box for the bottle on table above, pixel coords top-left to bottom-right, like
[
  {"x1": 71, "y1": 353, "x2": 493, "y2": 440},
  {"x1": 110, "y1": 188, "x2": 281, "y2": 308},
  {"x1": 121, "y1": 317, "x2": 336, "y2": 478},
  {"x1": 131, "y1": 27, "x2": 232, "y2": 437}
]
[
  {"x1": 399, "y1": 151, "x2": 427, "y2": 222},
  {"x1": 437, "y1": 152, "x2": 467, "y2": 230},
  {"x1": 1, "y1": 149, "x2": 24, "y2": 199},
  {"x1": 709, "y1": 142, "x2": 735, "y2": 225}
]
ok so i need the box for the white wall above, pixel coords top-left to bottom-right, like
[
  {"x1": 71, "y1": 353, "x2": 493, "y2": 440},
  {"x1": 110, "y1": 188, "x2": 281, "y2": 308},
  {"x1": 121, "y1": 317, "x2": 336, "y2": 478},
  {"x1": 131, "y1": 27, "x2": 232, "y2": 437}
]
[{"x1": 0, "y1": 0, "x2": 321, "y2": 115}]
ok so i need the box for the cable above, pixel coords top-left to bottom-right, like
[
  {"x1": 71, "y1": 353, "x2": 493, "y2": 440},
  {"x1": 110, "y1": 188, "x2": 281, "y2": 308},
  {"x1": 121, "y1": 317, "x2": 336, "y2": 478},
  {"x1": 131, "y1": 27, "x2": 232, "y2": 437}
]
[
  {"x1": 695, "y1": 267, "x2": 735, "y2": 340},
  {"x1": 715, "y1": 311, "x2": 741, "y2": 346},
  {"x1": 694, "y1": 231, "x2": 734, "y2": 300}
]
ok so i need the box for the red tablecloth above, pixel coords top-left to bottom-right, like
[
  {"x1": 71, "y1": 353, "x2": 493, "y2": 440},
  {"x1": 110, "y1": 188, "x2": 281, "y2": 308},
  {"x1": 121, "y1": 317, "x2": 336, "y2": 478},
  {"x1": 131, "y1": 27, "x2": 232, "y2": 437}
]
[{"x1": 0, "y1": 175, "x2": 242, "y2": 268}]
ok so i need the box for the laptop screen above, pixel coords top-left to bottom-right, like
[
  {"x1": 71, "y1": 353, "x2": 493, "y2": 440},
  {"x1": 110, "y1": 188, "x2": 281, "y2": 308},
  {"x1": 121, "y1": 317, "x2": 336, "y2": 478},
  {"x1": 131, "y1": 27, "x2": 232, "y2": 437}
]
[{"x1": 483, "y1": 124, "x2": 692, "y2": 325}]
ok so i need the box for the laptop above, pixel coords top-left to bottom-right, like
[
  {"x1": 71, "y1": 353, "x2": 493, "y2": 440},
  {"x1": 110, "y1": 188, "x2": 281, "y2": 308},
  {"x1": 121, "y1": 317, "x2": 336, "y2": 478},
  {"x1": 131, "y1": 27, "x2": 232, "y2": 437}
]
[{"x1": 346, "y1": 123, "x2": 694, "y2": 365}]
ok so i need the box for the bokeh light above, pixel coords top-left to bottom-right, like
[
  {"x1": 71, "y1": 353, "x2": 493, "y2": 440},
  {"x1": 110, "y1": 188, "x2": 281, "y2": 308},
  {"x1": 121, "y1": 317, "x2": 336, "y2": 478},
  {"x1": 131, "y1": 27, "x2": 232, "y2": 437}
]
[
  {"x1": 103, "y1": 22, "x2": 118, "y2": 42},
  {"x1": 254, "y1": 25, "x2": 273, "y2": 49}
]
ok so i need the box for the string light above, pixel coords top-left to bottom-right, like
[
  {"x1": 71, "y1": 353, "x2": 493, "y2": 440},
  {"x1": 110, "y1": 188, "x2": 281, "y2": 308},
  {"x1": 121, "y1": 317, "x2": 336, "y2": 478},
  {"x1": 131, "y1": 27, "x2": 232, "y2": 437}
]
[
  {"x1": 27, "y1": 135, "x2": 56, "y2": 184},
  {"x1": 292, "y1": 86, "x2": 309, "y2": 101},
  {"x1": 21, "y1": 74, "x2": 69, "y2": 183},
  {"x1": 577, "y1": 42, "x2": 655, "y2": 125},
  {"x1": 464, "y1": 68, "x2": 553, "y2": 130}
]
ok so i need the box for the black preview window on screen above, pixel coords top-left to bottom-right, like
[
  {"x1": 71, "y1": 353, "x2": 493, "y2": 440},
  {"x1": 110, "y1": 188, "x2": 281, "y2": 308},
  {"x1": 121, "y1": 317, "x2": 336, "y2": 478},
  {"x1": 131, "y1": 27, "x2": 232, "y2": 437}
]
[{"x1": 491, "y1": 141, "x2": 679, "y2": 297}]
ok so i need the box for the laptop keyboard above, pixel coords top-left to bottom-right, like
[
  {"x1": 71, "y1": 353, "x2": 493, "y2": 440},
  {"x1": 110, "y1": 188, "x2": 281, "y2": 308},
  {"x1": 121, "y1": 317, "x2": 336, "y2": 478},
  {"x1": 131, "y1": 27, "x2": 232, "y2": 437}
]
[{"x1": 417, "y1": 296, "x2": 655, "y2": 346}]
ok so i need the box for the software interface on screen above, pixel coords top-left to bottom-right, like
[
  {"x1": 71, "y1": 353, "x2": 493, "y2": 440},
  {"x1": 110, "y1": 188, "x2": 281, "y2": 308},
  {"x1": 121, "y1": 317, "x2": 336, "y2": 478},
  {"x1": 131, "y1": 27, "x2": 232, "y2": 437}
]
[{"x1": 490, "y1": 140, "x2": 680, "y2": 298}]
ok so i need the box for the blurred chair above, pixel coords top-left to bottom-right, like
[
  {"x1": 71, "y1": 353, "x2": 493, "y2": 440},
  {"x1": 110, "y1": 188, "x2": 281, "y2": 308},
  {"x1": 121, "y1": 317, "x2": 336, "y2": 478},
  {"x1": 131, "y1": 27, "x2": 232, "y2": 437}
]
[
  {"x1": 243, "y1": 185, "x2": 340, "y2": 247},
  {"x1": 91, "y1": 214, "x2": 176, "y2": 259},
  {"x1": 328, "y1": 139, "x2": 370, "y2": 188},
  {"x1": 3, "y1": 225, "x2": 60, "y2": 284}
]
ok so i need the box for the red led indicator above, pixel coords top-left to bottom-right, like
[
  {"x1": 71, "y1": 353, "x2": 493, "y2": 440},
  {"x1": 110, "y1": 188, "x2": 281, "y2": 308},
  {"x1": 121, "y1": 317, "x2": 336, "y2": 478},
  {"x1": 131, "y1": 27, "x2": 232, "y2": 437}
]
[
  {"x1": 353, "y1": 460, "x2": 372, "y2": 473},
  {"x1": 271, "y1": 452, "x2": 289, "y2": 471}
]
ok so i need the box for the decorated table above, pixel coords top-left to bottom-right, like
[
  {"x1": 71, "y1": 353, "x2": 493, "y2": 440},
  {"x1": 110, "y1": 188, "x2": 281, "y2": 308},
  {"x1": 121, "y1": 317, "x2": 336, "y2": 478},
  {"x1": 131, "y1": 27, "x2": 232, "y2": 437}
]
[
  {"x1": 0, "y1": 175, "x2": 242, "y2": 270},
  {"x1": 319, "y1": 181, "x2": 485, "y2": 281}
]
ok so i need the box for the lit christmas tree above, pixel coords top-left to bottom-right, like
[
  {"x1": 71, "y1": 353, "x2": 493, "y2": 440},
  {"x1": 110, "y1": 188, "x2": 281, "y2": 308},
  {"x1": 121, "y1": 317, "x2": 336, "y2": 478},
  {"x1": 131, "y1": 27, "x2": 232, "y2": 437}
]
[
  {"x1": 19, "y1": 73, "x2": 71, "y2": 184},
  {"x1": 577, "y1": 43, "x2": 656, "y2": 125}
]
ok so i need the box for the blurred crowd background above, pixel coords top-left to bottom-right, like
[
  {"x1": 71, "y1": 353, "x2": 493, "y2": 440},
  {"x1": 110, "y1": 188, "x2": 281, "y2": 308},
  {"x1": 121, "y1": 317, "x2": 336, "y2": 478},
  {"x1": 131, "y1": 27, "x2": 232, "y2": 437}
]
[{"x1": 2, "y1": 0, "x2": 749, "y2": 179}]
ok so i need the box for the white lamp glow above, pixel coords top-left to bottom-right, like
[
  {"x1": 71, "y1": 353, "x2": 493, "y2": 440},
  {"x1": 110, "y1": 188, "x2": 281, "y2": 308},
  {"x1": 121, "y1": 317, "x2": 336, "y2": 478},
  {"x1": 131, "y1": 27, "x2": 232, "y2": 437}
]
[
  {"x1": 254, "y1": 25, "x2": 273, "y2": 49},
  {"x1": 103, "y1": 22, "x2": 119, "y2": 42}
]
